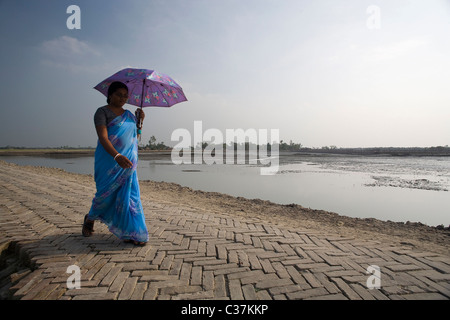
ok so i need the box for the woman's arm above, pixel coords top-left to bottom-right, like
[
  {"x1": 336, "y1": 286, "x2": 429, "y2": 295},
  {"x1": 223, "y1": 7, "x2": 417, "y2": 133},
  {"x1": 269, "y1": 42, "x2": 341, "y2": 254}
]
[{"x1": 95, "y1": 125, "x2": 133, "y2": 169}]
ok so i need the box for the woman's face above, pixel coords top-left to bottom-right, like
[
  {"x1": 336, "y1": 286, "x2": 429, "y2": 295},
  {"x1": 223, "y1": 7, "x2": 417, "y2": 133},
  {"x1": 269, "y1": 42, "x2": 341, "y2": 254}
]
[{"x1": 109, "y1": 88, "x2": 128, "y2": 108}]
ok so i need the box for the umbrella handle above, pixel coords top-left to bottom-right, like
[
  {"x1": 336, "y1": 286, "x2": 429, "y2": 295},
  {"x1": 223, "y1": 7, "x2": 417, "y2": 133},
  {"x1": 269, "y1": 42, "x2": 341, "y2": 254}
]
[
  {"x1": 137, "y1": 79, "x2": 145, "y2": 141},
  {"x1": 136, "y1": 107, "x2": 143, "y2": 141}
]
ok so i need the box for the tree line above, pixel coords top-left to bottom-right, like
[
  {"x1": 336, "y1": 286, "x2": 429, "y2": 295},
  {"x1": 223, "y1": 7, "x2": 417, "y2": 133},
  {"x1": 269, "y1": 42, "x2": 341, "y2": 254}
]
[{"x1": 139, "y1": 136, "x2": 450, "y2": 157}]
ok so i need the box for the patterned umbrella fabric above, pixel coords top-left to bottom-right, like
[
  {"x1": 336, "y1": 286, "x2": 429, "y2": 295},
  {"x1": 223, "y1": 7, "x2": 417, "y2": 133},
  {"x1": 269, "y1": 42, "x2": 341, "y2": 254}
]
[{"x1": 94, "y1": 68, "x2": 187, "y2": 108}]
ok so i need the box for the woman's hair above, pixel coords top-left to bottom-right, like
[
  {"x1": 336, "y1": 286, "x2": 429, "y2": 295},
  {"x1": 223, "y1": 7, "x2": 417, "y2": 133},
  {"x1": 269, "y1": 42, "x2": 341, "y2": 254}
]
[{"x1": 107, "y1": 81, "x2": 128, "y2": 104}]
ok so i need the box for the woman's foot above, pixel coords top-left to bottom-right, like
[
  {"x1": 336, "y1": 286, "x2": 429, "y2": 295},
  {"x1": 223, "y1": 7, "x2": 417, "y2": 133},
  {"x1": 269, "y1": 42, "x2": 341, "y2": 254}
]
[
  {"x1": 124, "y1": 239, "x2": 146, "y2": 246},
  {"x1": 82, "y1": 214, "x2": 95, "y2": 237}
]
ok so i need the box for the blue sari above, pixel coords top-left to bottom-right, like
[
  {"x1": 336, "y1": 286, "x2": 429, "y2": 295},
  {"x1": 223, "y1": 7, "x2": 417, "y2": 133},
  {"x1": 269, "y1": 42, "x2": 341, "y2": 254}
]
[{"x1": 88, "y1": 110, "x2": 149, "y2": 243}]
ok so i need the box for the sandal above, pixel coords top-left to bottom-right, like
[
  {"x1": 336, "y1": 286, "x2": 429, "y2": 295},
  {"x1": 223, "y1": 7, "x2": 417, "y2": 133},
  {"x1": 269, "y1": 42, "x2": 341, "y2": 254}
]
[
  {"x1": 82, "y1": 214, "x2": 95, "y2": 237},
  {"x1": 124, "y1": 239, "x2": 147, "y2": 246}
]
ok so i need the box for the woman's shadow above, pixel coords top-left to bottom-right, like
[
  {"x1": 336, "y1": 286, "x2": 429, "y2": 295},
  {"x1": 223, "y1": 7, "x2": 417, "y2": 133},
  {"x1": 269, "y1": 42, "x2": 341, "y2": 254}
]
[{"x1": 4, "y1": 229, "x2": 143, "y2": 270}]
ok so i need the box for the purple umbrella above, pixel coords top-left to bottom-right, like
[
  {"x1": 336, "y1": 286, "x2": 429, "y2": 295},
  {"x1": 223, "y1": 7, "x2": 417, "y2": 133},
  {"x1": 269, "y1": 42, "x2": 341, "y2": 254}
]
[{"x1": 94, "y1": 68, "x2": 187, "y2": 138}]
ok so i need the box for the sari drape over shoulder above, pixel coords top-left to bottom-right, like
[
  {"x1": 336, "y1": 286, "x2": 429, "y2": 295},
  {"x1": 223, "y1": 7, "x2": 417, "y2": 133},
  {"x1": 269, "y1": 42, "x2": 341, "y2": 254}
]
[{"x1": 88, "y1": 110, "x2": 149, "y2": 243}]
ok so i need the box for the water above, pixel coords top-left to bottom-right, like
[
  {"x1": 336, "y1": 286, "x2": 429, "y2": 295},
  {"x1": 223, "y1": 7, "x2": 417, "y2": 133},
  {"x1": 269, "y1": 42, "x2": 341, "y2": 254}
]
[{"x1": 1, "y1": 153, "x2": 449, "y2": 227}]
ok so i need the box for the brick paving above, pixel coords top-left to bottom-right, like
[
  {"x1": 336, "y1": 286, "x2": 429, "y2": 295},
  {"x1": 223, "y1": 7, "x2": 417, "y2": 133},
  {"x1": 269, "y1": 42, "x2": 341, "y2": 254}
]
[{"x1": 0, "y1": 162, "x2": 449, "y2": 300}]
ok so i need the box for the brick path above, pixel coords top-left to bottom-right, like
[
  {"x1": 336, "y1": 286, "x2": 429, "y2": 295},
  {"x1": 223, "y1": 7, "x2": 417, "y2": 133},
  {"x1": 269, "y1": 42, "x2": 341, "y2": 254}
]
[{"x1": 0, "y1": 162, "x2": 449, "y2": 300}]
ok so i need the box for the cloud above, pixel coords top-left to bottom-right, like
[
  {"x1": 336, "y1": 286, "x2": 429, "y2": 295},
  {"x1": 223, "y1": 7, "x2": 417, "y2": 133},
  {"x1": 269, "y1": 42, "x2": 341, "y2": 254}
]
[
  {"x1": 39, "y1": 36, "x2": 100, "y2": 58},
  {"x1": 38, "y1": 36, "x2": 104, "y2": 73}
]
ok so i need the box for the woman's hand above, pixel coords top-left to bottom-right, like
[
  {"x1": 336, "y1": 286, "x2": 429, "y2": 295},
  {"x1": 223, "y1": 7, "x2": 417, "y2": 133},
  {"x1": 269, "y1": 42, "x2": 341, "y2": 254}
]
[
  {"x1": 135, "y1": 108, "x2": 145, "y2": 122},
  {"x1": 115, "y1": 154, "x2": 133, "y2": 169}
]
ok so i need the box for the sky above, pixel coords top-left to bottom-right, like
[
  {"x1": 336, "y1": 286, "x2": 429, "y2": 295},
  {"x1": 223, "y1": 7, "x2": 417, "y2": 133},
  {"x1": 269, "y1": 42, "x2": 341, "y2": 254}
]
[{"x1": 0, "y1": 0, "x2": 449, "y2": 148}]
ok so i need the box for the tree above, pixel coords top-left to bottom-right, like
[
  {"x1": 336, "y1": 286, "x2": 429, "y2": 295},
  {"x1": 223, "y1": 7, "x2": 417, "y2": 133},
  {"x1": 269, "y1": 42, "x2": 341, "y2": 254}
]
[
  {"x1": 140, "y1": 135, "x2": 170, "y2": 150},
  {"x1": 149, "y1": 136, "x2": 157, "y2": 147}
]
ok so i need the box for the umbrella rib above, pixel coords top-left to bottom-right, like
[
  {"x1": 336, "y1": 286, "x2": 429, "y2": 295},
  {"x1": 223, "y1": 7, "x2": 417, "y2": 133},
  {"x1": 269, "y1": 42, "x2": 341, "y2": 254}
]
[{"x1": 140, "y1": 78, "x2": 148, "y2": 108}]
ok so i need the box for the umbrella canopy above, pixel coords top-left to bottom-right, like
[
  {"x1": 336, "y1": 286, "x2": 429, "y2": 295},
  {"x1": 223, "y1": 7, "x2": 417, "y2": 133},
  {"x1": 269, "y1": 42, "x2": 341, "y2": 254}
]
[{"x1": 94, "y1": 68, "x2": 187, "y2": 108}]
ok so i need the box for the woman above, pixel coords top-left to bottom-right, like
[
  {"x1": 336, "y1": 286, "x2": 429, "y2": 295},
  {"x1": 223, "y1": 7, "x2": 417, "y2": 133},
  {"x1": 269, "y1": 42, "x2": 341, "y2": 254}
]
[{"x1": 82, "y1": 81, "x2": 149, "y2": 246}]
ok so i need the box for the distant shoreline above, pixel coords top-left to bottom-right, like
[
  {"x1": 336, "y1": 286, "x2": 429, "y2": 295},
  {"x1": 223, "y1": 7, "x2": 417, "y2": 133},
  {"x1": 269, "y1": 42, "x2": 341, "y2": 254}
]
[
  {"x1": 0, "y1": 149, "x2": 170, "y2": 158},
  {"x1": 294, "y1": 146, "x2": 450, "y2": 157},
  {"x1": 1, "y1": 146, "x2": 449, "y2": 158}
]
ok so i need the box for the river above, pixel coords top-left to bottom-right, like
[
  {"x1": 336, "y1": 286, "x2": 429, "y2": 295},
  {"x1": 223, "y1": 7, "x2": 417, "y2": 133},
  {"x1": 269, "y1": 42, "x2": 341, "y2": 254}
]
[{"x1": 1, "y1": 153, "x2": 449, "y2": 227}]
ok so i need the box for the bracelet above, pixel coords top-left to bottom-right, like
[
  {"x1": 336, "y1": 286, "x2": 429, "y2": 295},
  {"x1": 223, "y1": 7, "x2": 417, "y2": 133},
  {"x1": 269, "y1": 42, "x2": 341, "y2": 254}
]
[{"x1": 114, "y1": 153, "x2": 121, "y2": 160}]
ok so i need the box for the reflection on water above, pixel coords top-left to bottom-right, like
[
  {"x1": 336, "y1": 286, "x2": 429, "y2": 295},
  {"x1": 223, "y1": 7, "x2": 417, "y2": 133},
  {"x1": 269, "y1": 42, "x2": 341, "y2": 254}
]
[{"x1": 1, "y1": 154, "x2": 449, "y2": 226}]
